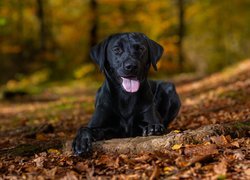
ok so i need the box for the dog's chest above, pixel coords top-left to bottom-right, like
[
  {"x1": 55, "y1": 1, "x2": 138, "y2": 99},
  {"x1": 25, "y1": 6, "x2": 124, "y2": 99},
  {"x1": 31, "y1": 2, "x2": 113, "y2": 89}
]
[{"x1": 117, "y1": 94, "x2": 137, "y2": 119}]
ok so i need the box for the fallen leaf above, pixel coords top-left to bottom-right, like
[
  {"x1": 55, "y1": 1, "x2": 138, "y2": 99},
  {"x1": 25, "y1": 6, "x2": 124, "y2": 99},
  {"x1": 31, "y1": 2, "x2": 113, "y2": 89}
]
[
  {"x1": 8, "y1": 165, "x2": 15, "y2": 173},
  {"x1": 214, "y1": 159, "x2": 227, "y2": 176},
  {"x1": 120, "y1": 174, "x2": 140, "y2": 179},
  {"x1": 61, "y1": 171, "x2": 78, "y2": 180},
  {"x1": 149, "y1": 165, "x2": 160, "y2": 180},
  {"x1": 210, "y1": 135, "x2": 228, "y2": 146},
  {"x1": 163, "y1": 166, "x2": 175, "y2": 174},
  {"x1": 175, "y1": 157, "x2": 190, "y2": 167},
  {"x1": 184, "y1": 144, "x2": 218, "y2": 157},
  {"x1": 232, "y1": 149, "x2": 245, "y2": 160},
  {"x1": 134, "y1": 154, "x2": 150, "y2": 162},
  {"x1": 172, "y1": 144, "x2": 182, "y2": 150},
  {"x1": 75, "y1": 162, "x2": 88, "y2": 172},
  {"x1": 184, "y1": 144, "x2": 218, "y2": 165},
  {"x1": 203, "y1": 141, "x2": 211, "y2": 145},
  {"x1": 44, "y1": 167, "x2": 57, "y2": 178},
  {"x1": 173, "y1": 130, "x2": 181, "y2": 133},
  {"x1": 47, "y1": 148, "x2": 61, "y2": 155},
  {"x1": 114, "y1": 156, "x2": 120, "y2": 168},
  {"x1": 33, "y1": 156, "x2": 45, "y2": 168},
  {"x1": 36, "y1": 133, "x2": 48, "y2": 141},
  {"x1": 230, "y1": 141, "x2": 240, "y2": 147},
  {"x1": 244, "y1": 168, "x2": 250, "y2": 176}
]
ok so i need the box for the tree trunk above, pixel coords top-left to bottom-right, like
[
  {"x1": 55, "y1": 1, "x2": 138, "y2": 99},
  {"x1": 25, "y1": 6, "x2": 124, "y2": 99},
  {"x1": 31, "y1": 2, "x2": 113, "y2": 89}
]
[
  {"x1": 36, "y1": 0, "x2": 46, "y2": 51},
  {"x1": 89, "y1": 0, "x2": 98, "y2": 52},
  {"x1": 177, "y1": 0, "x2": 185, "y2": 71}
]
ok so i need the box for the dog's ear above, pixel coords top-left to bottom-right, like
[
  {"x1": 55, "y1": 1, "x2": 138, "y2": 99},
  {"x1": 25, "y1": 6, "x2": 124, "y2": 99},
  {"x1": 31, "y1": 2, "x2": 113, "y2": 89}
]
[
  {"x1": 90, "y1": 37, "x2": 110, "y2": 71},
  {"x1": 145, "y1": 37, "x2": 164, "y2": 71}
]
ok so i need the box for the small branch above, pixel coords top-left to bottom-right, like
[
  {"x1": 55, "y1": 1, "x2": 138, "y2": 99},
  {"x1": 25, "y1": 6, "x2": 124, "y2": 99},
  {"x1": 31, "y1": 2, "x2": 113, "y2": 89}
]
[{"x1": 0, "y1": 139, "x2": 63, "y2": 157}]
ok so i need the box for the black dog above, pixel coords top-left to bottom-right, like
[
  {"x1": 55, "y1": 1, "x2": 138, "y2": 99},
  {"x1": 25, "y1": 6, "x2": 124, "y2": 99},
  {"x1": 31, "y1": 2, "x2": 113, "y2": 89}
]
[{"x1": 72, "y1": 32, "x2": 181, "y2": 156}]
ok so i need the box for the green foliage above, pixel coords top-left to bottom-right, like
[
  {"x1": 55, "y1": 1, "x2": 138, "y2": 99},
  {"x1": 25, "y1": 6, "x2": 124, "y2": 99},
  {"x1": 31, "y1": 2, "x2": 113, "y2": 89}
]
[{"x1": 0, "y1": 17, "x2": 7, "y2": 26}]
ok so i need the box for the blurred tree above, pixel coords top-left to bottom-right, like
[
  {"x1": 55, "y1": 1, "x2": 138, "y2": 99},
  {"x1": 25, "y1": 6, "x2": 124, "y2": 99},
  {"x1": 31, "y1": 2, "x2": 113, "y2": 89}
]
[
  {"x1": 89, "y1": 0, "x2": 98, "y2": 49},
  {"x1": 0, "y1": 0, "x2": 250, "y2": 84},
  {"x1": 36, "y1": 0, "x2": 46, "y2": 51},
  {"x1": 185, "y1": 0, "x2": 250, "y2": 74},
  {"x1": 176, "y1": 0, "x2": 185, "y2": 71}
]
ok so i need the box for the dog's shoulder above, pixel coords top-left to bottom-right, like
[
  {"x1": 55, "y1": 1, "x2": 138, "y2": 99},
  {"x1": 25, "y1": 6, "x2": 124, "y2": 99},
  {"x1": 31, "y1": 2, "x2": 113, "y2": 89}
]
[{"x1": 95, "y1": 81, "x2": 112, "y2": 107}]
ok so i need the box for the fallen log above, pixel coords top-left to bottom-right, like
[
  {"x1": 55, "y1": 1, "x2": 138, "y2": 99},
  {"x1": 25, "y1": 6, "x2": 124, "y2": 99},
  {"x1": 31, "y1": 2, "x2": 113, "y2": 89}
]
[
  {"x1": 1, "y1": 121, "x2": 249, "y2": 157},
  {"x1": 92, "y1": 120, "x2": 250, "y2": 154}
]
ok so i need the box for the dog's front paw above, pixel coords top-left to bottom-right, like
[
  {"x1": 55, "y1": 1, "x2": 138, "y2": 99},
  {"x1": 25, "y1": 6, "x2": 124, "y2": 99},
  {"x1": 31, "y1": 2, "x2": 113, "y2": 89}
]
[
  {"x1": 72, "y1": 127, "x2": 93, "y2": 156},
  {"x1": 142, "y1": 124, "x2": 165, "y2": 136}
]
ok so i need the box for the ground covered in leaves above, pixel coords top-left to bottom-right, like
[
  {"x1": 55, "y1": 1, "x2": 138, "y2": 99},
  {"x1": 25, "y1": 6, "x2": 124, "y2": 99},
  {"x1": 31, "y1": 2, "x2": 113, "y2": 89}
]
[{"x1": 0, "y1": 60, "x2": 249, "y2": 179}]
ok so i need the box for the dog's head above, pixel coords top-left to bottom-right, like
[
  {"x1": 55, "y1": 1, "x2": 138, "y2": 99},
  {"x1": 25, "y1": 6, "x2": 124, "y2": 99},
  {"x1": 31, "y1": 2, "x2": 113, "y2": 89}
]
[{"x1": 90, "y1": 32, "x2": 163, "y2": 93}]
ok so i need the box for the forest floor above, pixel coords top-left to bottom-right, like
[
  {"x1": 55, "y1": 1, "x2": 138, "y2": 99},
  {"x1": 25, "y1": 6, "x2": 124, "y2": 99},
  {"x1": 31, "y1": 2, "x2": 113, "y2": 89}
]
[{"x1": 0, "y1": 60, "x2": 249, "y2": 179}]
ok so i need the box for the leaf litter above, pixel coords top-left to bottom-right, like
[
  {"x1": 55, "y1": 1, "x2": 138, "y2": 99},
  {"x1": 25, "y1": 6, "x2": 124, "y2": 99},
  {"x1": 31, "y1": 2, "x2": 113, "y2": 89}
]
[{"x1": 0, "y1": 60, "x2": 250, "y2": 179}]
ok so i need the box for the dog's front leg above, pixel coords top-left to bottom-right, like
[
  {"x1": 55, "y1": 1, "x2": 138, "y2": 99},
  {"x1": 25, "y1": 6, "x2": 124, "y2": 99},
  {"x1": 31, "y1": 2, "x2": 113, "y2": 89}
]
[
  {"x1": 72, "y1": 106, "x2": 114, "y2": 156},
  {"x1": 141, "y1": 105, "x2": 165, "y2": 136},
  {"x1": 72, "y1": 126, "x2": 93, "y2": 156},
  {"x1": 72, "y1": 107, "x2": 107, "y2": 156}
]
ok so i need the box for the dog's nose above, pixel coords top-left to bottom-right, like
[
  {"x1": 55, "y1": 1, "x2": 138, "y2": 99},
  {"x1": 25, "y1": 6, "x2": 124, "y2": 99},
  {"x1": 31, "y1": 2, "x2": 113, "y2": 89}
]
[{"x1": 124, "y1": 62, "x2": 138, "y2": 72}]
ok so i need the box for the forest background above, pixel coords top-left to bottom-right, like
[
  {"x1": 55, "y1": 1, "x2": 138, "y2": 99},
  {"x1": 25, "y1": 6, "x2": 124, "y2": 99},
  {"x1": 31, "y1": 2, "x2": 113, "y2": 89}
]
[{"x1": 1, "y1": 0, "x2": 250, "y2": 87}]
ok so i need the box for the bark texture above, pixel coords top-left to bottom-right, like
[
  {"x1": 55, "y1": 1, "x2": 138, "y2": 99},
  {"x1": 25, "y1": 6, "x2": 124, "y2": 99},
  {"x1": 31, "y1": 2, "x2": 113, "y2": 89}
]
[{"x1": 92, "y1": 121, "x2": 250, "y2": 154}]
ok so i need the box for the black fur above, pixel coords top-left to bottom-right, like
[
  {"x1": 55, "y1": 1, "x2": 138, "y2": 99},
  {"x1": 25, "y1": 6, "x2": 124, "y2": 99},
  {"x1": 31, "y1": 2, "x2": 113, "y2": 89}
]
[{"x1": 72, "y1": 33, "x2": 181, "y2": 156}]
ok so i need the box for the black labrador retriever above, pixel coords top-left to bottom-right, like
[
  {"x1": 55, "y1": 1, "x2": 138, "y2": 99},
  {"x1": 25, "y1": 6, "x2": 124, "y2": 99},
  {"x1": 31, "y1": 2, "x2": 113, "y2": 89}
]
[{"x1": 72, "y1": 32, "x2": 181, "y2": 156}]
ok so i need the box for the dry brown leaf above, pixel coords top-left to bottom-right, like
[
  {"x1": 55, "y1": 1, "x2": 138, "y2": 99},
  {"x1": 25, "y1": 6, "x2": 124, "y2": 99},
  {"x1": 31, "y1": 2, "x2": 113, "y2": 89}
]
[
  {"x1": 44, "y1": 167, "x2": 57, "y2": 178},
  {"x1": 175, "y1": 157, "x2": 190, "y2": 167},
  {"x1": 210, "y1": 135, "x2": 229, "y2": 146},
  {"x1": 134, "y1": 154, "x2": 150, "y2": 162},
  {"x1": 25, "y1": 165, "x2": 38, "y2": 173},
  {"x1": 231, "y1": 141, "x2": 240, "y2": 147},
  {"x1": 8, "y1": 165, "x2": 15, "y2": 173},
  {"x1": 120, "y1": 174, "x2": 140, "y2": 180},
  {"x1": 33, "y1": 156, "x2": 45, "y2": 168},
  {"x1": 213, "y1": 159, "x2": 227, "y2": 176},
  {"x1": 119, "y1": 154, "x2": 135, "y2": 165},
  {"x1": 183, "y1": 144, "x2": 218, "y2": 165},
  {"x1": 36, "y1": 133, "x2": 48, "y2": 141},
  {"x1": 184, "y1": 144, "x2": 218, "y2": 157},
  {"x1": 244, "y1": 168, "x2": 250, "y2": 176},
  {"x1": 95, "y1": 154, "x2": 116, "y2": 167},
  {"x1": 149, "y1": 165, "x2": 160, "y2": 180},
  {"x1": 114, "y1": 156, "x2": 120, "y2": 168},
  {"x1": 75, "y1": 162, "x2": 88, "y2": 172},
  {"x1": 232, "y1": 149, "x2": 245, "y2": 160},
  {"x1": 61, "y1": 171, "x2": 78, "y2": 180}
]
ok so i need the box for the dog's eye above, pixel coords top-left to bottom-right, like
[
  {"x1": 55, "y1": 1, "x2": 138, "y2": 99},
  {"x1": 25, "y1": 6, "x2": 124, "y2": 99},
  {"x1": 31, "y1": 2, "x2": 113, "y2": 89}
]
[
  {"x1": 133, "y1": 44, "x2": 145, "y2": 53},
  {"x1": 112, "y1": 47, "x2": 123, "y2": 54}
]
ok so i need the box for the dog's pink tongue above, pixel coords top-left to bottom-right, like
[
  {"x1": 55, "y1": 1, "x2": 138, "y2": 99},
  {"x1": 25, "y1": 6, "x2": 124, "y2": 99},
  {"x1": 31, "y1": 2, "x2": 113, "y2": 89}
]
[{"x1": 121, "y1": 77, "x2": 140, "y2": 93}]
